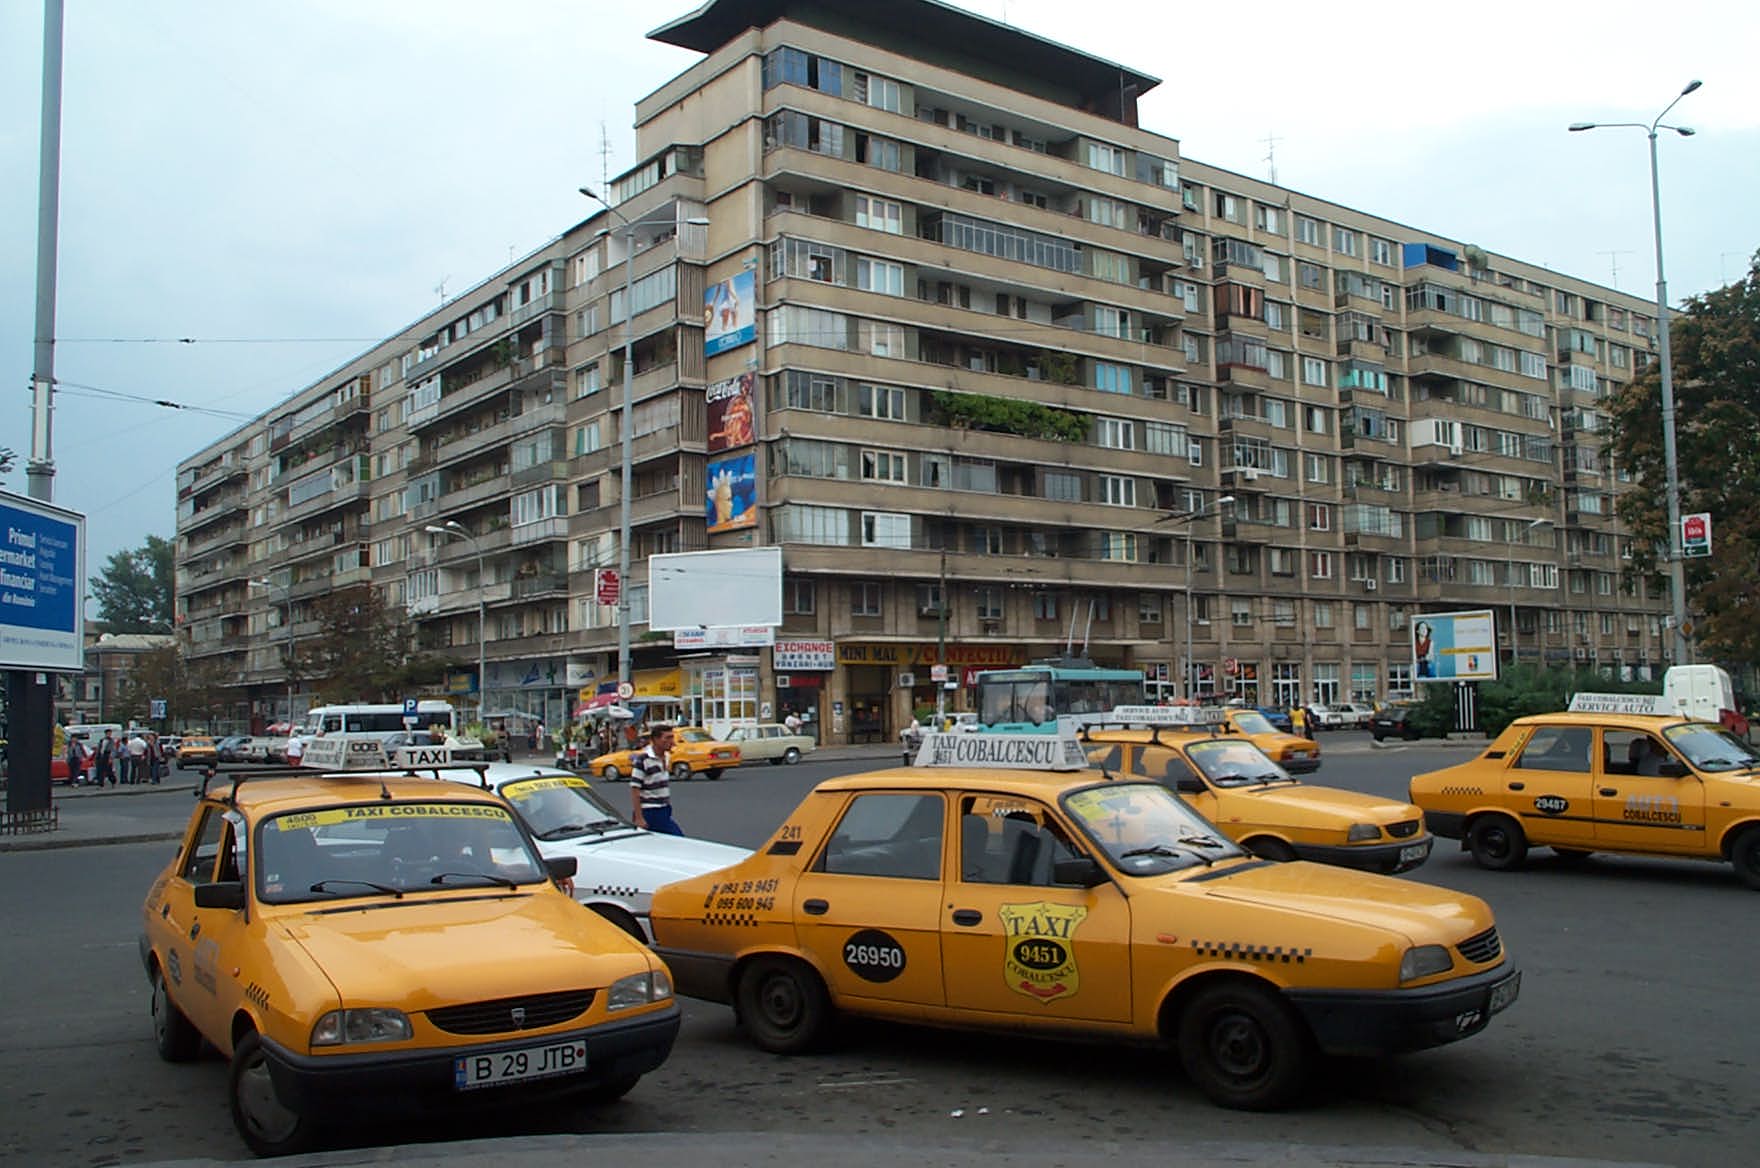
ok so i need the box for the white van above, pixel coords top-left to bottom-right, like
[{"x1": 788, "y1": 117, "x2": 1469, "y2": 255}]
[{"x1": 1664, "y1": 665, "x2": 1746, "y2": 733}]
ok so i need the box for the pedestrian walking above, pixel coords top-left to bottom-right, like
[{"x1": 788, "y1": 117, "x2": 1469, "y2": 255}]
[
  {"x1": 145, "y1": 732, "x2": 165, "y2": 784},
  {"x1": 629, "y1": 724, "x2": 683, "y2": 836},
  {"x1": 285, "y1": 732, "x2": 305, "y2": 767},
  {"x1": 127, "y1": 731, "x2": 148, "y2": 784},
  {"x1": 65, "y1": 735, "x2": 88, "y2": 786},
  {"x1": 533, "y1": 721, "x2": 546, "y2": 755},
  {"x1": 784, "y1": 708, "x2": 802, "y2": 735},
  {"x1": 96, "y1": 730, "x2": 117, "y2": 787}
]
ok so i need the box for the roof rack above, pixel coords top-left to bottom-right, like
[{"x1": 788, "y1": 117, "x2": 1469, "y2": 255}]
[
  {"x1": 196, "y1": 760, "x2": 493, "y2": 806},
  {"x1": 1063, "y1": 705, "x2": 1227, "y2": 747}
]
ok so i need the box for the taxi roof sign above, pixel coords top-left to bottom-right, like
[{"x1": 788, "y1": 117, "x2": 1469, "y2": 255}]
[
  {"x1": 299, "y1": 735, "x2": 461, "y2": 772},
  {"x1": 1567, "y1": 693, "x2": 1674, "y2": 716},
  {"x1": 1066, "y1": 705, "x2": 1228, "y2": 728},
  {"x1": 912, "y1": 731, "x2": 1088, "y2": 771}
]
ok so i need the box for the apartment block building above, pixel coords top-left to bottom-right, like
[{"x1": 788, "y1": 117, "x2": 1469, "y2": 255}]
[{"x1": 175, "y1": 0, "x2": 1672, "y2": 742}]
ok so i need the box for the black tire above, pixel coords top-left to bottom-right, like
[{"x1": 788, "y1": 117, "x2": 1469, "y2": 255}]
[
  {"x1": 229, "y1": 1031, "x2": 316, "y2": 1158},
  {"x1": 577, "y1": 1074, "x2": 641, "y2": 1105},
  {"x1": 150, "y1": 965, "x2": 201, "y2": 1062},
  {"x1": 736, "y1": 956, "x2": 832, "y2": 1054},
  {"x1": 783, "y1": 747, "x2": 802, "y2": 765},
  {"x1": 589, "y1": 903, "x2": 649, "y2": 943},
  {"x1": 1402, "y1": 726, "x2": 1420, "y2": 741},
  {"x1": 1244, "y1": 837, "x2": 1297, "y2": 863},
  {"x1": 1370, "y1": 731, "x2": 1385, "y2": 742},
  {"x1": 1551, "y1": 847, "x2": 1593, "y2": 863},
  {"x1": 1177, "y1": 980, "x2": 1312, "y2": 1110},
  {"x1": 707, "y1": 768, "x2": 725, "y2": 781},
  {"x1": 1730, "y1": 826, "x2": 1760, "y2": 891},
  {"x1": 768, "y1": 757, "x2": 783, "y2": 766},
  {"x1": 601, "y1": 765, "x2": 622, "y2": 780},
  {"x1": 671, "y1": 762, "x2": 693, "y2": 782},
  {"x1": 1466, "y1": 813, "x2": 1528, "y2": 871}
]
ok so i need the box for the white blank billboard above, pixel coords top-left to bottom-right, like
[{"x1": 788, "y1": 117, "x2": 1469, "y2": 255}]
[{"x1": 649, "y1": 546, "x2": 782, "y2": 631}]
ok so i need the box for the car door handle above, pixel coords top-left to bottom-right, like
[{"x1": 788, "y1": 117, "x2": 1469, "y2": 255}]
[
  {"x1": 1600, "y1": 787, "x2": 1618, "y2": 796},
  {"x1": 951, "y1": 909, "x2": 983, "y2": 926},
  {"x1": 1507, "y1": 781, "x2": 1525, "y2": 791},
  {"x1": 802, "y1": 898, "x2": 828, "y2": 916}
]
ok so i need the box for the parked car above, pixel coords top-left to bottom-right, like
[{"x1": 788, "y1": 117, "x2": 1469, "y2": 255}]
[
  {"x1": 214, "y1": 735, "x2": 251, "y2": 763},
  {"x1": 175, "y1": 735, "x2": 218, "y2": 769},
  {"x1": 141, "y1": 767, "x2": 679, "y2": 1156},
  {"x1": 650, "y1": 727, "x2": 1515, "y2": 1111},
  {"x1": 1309, "y1": 703, "x2": 1372, "y2": 730},
  {"x1": 1370, "y1": 704, "x2": 1423, "y2": 741},
  {"x1": 1252, "y1": 706, "x2": 1293, "y2": 733},
  {"x1": 590, "y1": 727, "x2": 740, "y2": 781},
  {"x1": 723, "y1": 723, "x2": 815, "y2": 765}
]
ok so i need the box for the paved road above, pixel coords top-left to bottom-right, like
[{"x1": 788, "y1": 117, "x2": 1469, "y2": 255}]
[{"x1": 2, "y1": 741, "x2": 1755, "y2": 1166}]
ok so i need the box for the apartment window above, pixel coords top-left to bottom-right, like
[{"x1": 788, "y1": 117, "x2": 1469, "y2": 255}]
[
  {"x1": 854, "y1": 133, "x2": 902, "y2": 171},
  {"x1": 1043, "y1": 471, "x2": 1081, "y2": 501},
  {"x1": 1295, "y1": 217, "x2": 1320, "y2": 246},
  {"x1": 1213, "y1": 192, "x2": 1245, "y2": 224},
  {"x1": 973, "y1": 586, "x2": 1003, "y2": 621},
  {"x1": 1307, "y1": 502, "x2": 1331, "y2": 531},
  {"x1": 859, "y1": 383, "x2": 906, "y2": 420},
  {"x1": 1086, "y1": 141, "x2": 1127, "y2": 176},
  {"x1": 785, "y1": 371, "x2": 840, "y2": 412},
  {"x1": 1095, "y1": 418, "x2": 1135, "y2": 450},
  {"x1": 511, "y1": 485, "x2": 564, "y2": 527},
  {"x1": 861, "y1": 511, "x2": 911, "y2": 548},
  {"x1": 1387, "y1": 557, "x2": 1407, "y2": 585},
  {"x1": 1188, "y1": 438, "x2": 1204, "y2": 466},
  {"x1": 575, "y1": 362, "x2": 601, "y2": 399},
  {"x1": 860, "y1": 320, "x2": 905, "y2": 357},
  {"x1": 1092, "y1": 305, "x2": 1130, "y2": 339},
  {"x1": 1145, "y1": 420, "x2": 1187, "y2": 457},
  {"x1": 1231, "y1": 599, "x2": 1254, "y2": 627},
  {"x1": 1268, "y1": 548, "x2": 1296, "y2": 576},
  {"x1": 774, "y1": 504, "x2": 850, "y2": 545},
  {"x1": 1181, "y1": 184, "x2": 1201, "y2": 211},
  {"x1": 854, "y1": 194, "x2": 903, "y2": 234},
  {"x1": 851, "y1": 70, "x2": 902, "y2": 112},
  {"x1": 860, "y1": 449, "x2": 907, "y2": 483},
  {"x1": 1304, "y1": 406, "x2": 1329, "y2": 435},
  {"x1": 1100, "y1": 532, "x2": 1138, "y2": 562},
  {"x1": 784, "y1": 577, "x2": 816, "y2": 615},
  {"x1": 1370, "y1": 237, "x2": 1393, "y2": 266},
  {"x1": 1333, "y1": 227, "x2": 1359, "y2": 256},
  {"x1": 1261, "y1": 254, "x2": 1284, "y2": 284},
  {"x1": 1272, "y1": 599, "x2": 1297, "y2": 627},
  {"x1": 1087, "y1": 195, "x2": 1129, "y2": 230},
  {"x1": 1254, "y1": 204, "x2": 1283, "y2": 235},
  {"x1": 1312, "y1": 602, "x2": 1334, "y2": 629},
  {"x1": 1301, "y1": 356, "x2": 1329, "y2": 386},
  {"x1": 851, "y1": 581, "x2": 883, "y2": 616},
  {"x1": 1310, "y1": 551, "x2": 1334, "y2": 580},
  {"x1": 855, "y1": 257, "x2": 905, "y2": 296},
  {"x1": 1094, "y1": 361, "x2": 1133, "y2": 395},
  {"x1": 1099, "y1": 475, "x2": 1137, "y2": 507},
  {"x1": 1034, "y1": 592, "x2": 1058, "y2": 621},
  {"x1": 1138, "y1": 594, "x2": 1162, "y2": 624}
]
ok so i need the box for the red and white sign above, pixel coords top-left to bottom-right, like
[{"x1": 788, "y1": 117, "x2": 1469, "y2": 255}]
[
  {"x1": 1223, "y1": 657, "x2": 1240, "y2": 676},
  {"x1": 594, "y1": 569, "x2": 620, "y2": 606},
  {"x1": 1681, "y1": 512, "x2": 1712, "y2": 558},
  {"x1": 774, "y1": 640, "x2": 835, "y2": 671}
]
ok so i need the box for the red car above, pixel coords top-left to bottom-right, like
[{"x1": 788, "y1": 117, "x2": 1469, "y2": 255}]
[{"x1": 51, "y1": 748, "x2": 95, "y2": 785}]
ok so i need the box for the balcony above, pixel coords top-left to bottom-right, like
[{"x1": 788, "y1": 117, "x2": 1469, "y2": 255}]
[
  {"x1": 183, "y1": 523, "x2": 249, "y2": 559},
  {"x1": 508, "y1": 290, "x2": 561, "y2": 330},
  {"x1": 508, "y1": 400, "x2": 567, "y2": 438},
  {"x1": 184, "y1": 456, "x2": 246, "y2": 496},
  {"x1": 510, "y1": 517, "x2": 568, "y2": 546},
  {"x1": 410, "y1": 364, "x2": 514, "y2": 432},
  {"x1": 511, "y1": 459, "x2": 569, "y2": 489},
  {"x1": 512, "y1": 573, "x2": 569, "y2": 600},
  {"x1": 437, "y1": 474, "x2": 509, "y2": 514}
]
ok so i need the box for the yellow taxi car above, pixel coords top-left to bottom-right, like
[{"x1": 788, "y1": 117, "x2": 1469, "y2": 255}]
[
  {"x1": 1083, "y1": 709, "x2": 1429, "y2": 873},
  {"x1": 140, "y1": 766, "x2": 680, "y2": 1157},
  {"x1": 1220, "y1": 708, "x2": 1321, "y2": 774},
  {"x1": 176, "y1": 734, "x2": 219, "y2": 769},
  {"x1": 590, "y1": 727, "x2": 740, "y2": 781},
  {"x1": 650, "y1": 727, "x2": 1517, "y2": 1110},
  {"x1": 1409, "y1": 692, "x2": 1760, "y2": 888}
]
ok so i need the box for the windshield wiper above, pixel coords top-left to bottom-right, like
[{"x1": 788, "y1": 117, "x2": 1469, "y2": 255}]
[
  {"x1": 1120, "y1": 843, "x2": 1212, "y2": 867},
  {"x1": 1246, "y1": 773, "x2": 1294, "y2": 786},
  {"x1": 536, "y1": 822, "x2": 591, "y2": 839},
  {"x1": 430, "y1": 871, "x2": 520, "y2": 888},
  {"x1": 309, "y1": 878, "x2": 403, "y2": 899},
  {"x1": 1176, "y1": 834, "x2": 1232, "y2": 850}
]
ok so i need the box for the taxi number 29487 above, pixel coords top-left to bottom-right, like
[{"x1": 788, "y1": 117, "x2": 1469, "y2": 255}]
[{"x1": 454, "y1": 1040, "x2": 587, "y2": 1090}]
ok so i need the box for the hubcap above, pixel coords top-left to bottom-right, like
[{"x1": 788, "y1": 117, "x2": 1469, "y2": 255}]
[
  {"x1": 1210, "y1": 1011, "x2": 1269, "y2": 1080},
  {"x1": 237, "y1": 1051, "x2": 300, "y2": 1144},
  {"x1": 151, "y1": 976, "x2": 168, "y2": 1045},
  {"x1": 760, "y1": 974, "x2": 802, "y2": 1028}
]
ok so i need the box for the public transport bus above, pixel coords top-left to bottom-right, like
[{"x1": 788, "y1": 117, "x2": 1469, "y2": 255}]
[
  {"x1": 975, "y1": 660, "x2": 1146, "y2": 733},
  {"x1": 306, "y1": 700, "x2": 461, "y2": 736}
]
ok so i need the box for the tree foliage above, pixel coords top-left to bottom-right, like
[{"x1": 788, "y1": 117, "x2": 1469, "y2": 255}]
[
  {"x1": 1607, "y1": 250, "x2": 1760, "y2": 667},
  {"x1": 925, "y1": 390, "x2": 1088, "y2": 442},
  {"x1": 116, "y1": 645, "x2": 233, "y2": 729},
  {"x1": 1408, "y1": 664, "x2": 1662, "y2": 738},
  {"x1": 296, "y1": 584, "x2": 445, "y2": 702},
  {"x1": 90, "y1": 535, "x2": 174, "y2": 633}
]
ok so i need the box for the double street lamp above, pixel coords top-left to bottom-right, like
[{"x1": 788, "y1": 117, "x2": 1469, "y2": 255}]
[
  {"x1": 249, "y1": 576, "x2": 294, "y2": 728},
  {"x1": 1570, "y1": 80, "x2": 1700, "y2": 665},
  {"x1": 1159, "y1": 494, "x2": 1235, "y2": 701},
  {"x1": 426, "y1": 520, "x2": 486, "y2": 726},
  {"x1": 576, "y1": 187, "x2": 710, "y2": 693}
]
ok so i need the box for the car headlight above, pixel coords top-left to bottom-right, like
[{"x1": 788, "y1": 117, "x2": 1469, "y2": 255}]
[
  {"x1": 1346, "y1": 823, "x2": 1382, "y2": 842},
  {"x1": 606, "y1": 970, "x2": 674, "y2": 1011},
  {"x1": 1399, "y1": 945, "x2": 1455, "y2": 983},
  {"x1": 310, "y1": 1007, "x2": 413, "y2": 1046}
]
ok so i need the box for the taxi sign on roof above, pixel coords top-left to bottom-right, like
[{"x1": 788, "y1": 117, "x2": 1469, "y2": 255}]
[
  {"x1": 913, "y1": 731, "x2": 1088, "y2": 771},
  {"x1": 1567, "y1": 693, "x2": 1674, "y2": 716},
  {"x1": 300, "y1": 735, "x2": 460, "y2": 772},
  {"x1": 1067, "y1": 705, "x2": 1227, "y2": 728}
]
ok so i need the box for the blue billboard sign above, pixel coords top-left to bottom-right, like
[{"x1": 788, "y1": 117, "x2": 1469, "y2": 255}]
[
  {"x1": 1412, "y1": 608, "x2": 1498, "y2": 683},
  {"x1": 0, "y1": 490, "x2": 86, "y2": 672}
]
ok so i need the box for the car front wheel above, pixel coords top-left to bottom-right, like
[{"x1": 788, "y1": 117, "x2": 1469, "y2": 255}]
[
  {"x1": 783, "y1": 747, "x2": 801, "y2": 765},
  {"x1": 601, "y1": 765, "x2": 622, "y2": 780},
  {"x1": 151, "y1": 965, "x2": 201, "y2": 1062},
  {"x1": 671, "y1": 762, "x2": 693, "y2": 782},
  {"x1": 1730, "y1": 826, "x2": 1760, "y2": 891},
  {"x1": 1177, "y1": 980, "x2": 1312, "y2": 1110},
  {"x1": 229, "y1": 1031, "x2": 316, "y2": 1158},
  {"x1": 1466, "y1": 813, "x2": 1529, "y2": 871}
]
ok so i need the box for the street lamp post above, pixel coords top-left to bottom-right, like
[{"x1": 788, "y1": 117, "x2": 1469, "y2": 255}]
[
  {"x1": 576, "y1": 189, "x2": 711, "y2": 694},
  {"x1": 426, "y1": 521, "x2": 485, "y2": 726},
  {"x1": 1159, "y1": 495, "x2": 1234, "y2": 701},
  {"x1": 1506, "y1": 517, "x2": 1549, "y2": 666},
  {"x1": 249, "y1": 577, "x2": 294, "y2": 728},
  {"x1": 1570, "y1": 80, "x2": 1700, "y2": 665}
]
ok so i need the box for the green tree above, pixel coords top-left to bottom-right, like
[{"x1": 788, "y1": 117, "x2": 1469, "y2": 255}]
[
  {"x1": 117, "y1": 645, "x2": 231, "y2": 729},
  {"x1": 298, "y1": 584, "x2": 445, "y2": 702},
  {"x1": 90, "y1": 535, "x2": 174, "y2": 632},
  {"x1": 1409, "y1": 664, "x2": 1663, "y2": 739},
  {"x1": 1607, "y1": 250, "x2": 1760, "y2": 667}
]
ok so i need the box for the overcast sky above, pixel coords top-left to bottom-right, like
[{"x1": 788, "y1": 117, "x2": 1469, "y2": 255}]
[{"x1": 3, "y1": 0, "x2": 1756, "y2": 605}]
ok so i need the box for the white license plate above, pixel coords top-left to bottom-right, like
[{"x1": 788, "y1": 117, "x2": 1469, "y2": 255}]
[
  {"x1": 454, "y1": 1040, "x2": 587, "y2": 1090},
  {"x1": 1488, "y1": 971, "x2": 1521, "y2": 1014},
  {"x1": 1399, "y1": 842, "x2": 1431, "y2": 865}
]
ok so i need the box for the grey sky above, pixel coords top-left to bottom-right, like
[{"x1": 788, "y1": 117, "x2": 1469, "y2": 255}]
[{"x1": 3, "y1": 0, "x2": 1756, "y2": 600}]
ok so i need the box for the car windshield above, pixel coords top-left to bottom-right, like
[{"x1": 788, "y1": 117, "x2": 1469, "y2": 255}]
[
  {"x1": 1232, "y1": 711, "x2": 1276, "y2": 735},
  {"x1": 1662, "y1": 723, "x2": 1760, "y2": 772},
  {"x1": 256, "y1": 801, "x2": 547, "y2": 903},
  {"x1": 675, "y1": 729, "x2": 712, "y2": 743},
  {"x1": 499, "y1": 774, "x2": 631, "y2": 839},
  {"x1": 1185, "y1": 738, "x2": 1293, "y2": 787},
  {"x1": 1061, "y1": 782, "x2": 1245, "y2": 875}
]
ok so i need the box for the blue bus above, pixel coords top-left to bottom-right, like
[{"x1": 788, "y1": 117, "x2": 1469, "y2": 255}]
[{"x1": 975, "y1": 660, "x2": 1146, "y2": 732}]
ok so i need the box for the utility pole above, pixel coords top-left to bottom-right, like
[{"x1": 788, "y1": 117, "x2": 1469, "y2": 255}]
[{"x1": 935, "y1": 546, "x2": 948, "y2": 727}]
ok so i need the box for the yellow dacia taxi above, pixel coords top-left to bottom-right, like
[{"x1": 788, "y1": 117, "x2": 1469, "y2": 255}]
[
  {"x1": 140, "y1": 765, "x2": 680, "y2": 1157},
  {"x1": 590, "y1": 727, "x2": 741, "y2": 780},
  {"x1": 177, "y1": 734, "x2": 219, "y2": 769},
  {"x1": 1084, "y1": 708, "x2": 1430, "y2": 873},
  {"x1": 1221, "y1": 708, "x2": 1321, "y2": 774},
  {"x1": 649, "y1": 726, "x2": 1517, "y2": 1110},
  {"x1": 1409, "y1": 692, "x2": 1760, "y2": 888}
]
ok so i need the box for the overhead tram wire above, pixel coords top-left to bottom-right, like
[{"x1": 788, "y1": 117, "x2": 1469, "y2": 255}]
[{"x1": 46, "y1": 379, "x2": 256, "y2": 422}]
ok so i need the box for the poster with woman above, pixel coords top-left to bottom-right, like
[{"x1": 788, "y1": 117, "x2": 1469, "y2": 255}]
[
  {"x1": 1411, "y1": 610, "x2": 1497, "y2": 682},
  {"x1": 703, "y1": 270, "x2": 756, "y2": 356},
  {"x1": 706, "y1": 372, "x2": 756, "y2": 452}
]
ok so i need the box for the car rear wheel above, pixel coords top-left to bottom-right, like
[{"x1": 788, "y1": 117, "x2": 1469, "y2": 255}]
[
  {"x1": 1730, "y1": 826, "x2": 1760, "y2": 891},
  {"x1": 229, "y1": 1031, "x2": 316, "y2": 1158},
  {"x1": 601, "y1": 765, "x2": 622, "y2": 780},
  {"x1": 737, "y1": 956, "x2": 832, "y2": 1054},
  {"x1": 150, "y1": 965, "x2": 201, "y2": 1062},
  {"x1": 1244, "y1": 837, "x2": 1296, "y2": 863},
  {"x1": 1466, "y1": 813, "x2": 1528, "y2": 871},
  {"x1": 783, "y1": 747, "x2": 801, "y2": 765},
  {"x1": 1177, "y1": 980, "x2": 1312, "y2": 1110},
  {"x1": 671, "y1": 762, "x2": 693, "y2": 782}
]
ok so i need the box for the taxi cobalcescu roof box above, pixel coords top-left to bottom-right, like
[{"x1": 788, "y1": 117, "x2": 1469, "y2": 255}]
[{"x1": 648, "y1": 724, "x2": 1519, "y2": 1111}]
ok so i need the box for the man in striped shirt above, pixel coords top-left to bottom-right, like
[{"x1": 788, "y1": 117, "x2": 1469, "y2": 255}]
[{"x1": 630, "y1": 724, "x2": 683, "y2": 835}]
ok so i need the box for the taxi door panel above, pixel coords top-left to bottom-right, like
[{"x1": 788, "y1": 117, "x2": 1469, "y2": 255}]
[
  {"x1": 793, "y1": 792, "x2": 947, "y2": 1009},
  {"x1": 942, "y1": 801, "x2": 1132, "y2": 1024},
  {"x1": 1503, "y1": 725, "x2": 1597, "y2": 846},
  {"x1": 1593, "y1": 731, "x2": 1708, "y2": 853},
  {"x1": 182, "y1": 815, "x2": 255, "y2": 1048}
]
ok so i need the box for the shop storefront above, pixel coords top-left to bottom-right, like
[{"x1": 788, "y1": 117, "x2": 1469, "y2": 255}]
[
  {"x1": 773, "y1": 640, "x2": 834, "y2": 742},
  {"x1": 830, "y1": 642, "x2": 1026, "y2": 745}
]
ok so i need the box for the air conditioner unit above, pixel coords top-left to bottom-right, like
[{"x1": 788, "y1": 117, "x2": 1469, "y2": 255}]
[
  {"x1": 1240, "y1": 468, "x2": 1260, "y2": 483},
  {"x1": 1186, "y1": 254, "x2": 1204, "y2": 270},
  {"x1": 1363, "y1": 577, "x2": 1378, "y2": 591}
]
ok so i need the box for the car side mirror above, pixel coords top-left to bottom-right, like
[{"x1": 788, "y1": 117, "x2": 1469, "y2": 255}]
[
  {"x1": 1174, "y1": 774, "x2": 1206, "y2": 795},
  {"x1": 1658, "y1": 760, "x2": 1688, "y2": 779},
  {"x1": 1053, "y1": 857, "x2": 1108, "y2": 888},
  {"x1": 544, "y1": 855, "x2": 578, "y2": 880},
  {"x1": 194, "y1": 881, "x2": 246, "y2": 911}
]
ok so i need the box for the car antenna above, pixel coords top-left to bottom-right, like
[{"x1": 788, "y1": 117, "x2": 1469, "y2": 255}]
[{"x1": 379, "y1": 776, "x2": 394, "y2": 801}]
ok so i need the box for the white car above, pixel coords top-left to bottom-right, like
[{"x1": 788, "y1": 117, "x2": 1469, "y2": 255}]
[
  {"x1": 481, "y1": 762, "x2": 751, "y2": 941},
  {"x1": 724, "y1": 723, "x2": 815, "y2": 765},
  {"x1": 1310, "y1": 702, "x2": 1373, "y2": 730}
]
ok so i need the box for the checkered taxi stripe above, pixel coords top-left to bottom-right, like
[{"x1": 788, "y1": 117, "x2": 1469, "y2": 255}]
[
  {"x1": 1191, "y1": 941, "x2": 1312, "y2": 964},
  {"x1": 586, "y1": 884, "x2": 640, "y2": 898},
  {"x1": 701, "y1": 911, "x2": 759, "y2": 928}
]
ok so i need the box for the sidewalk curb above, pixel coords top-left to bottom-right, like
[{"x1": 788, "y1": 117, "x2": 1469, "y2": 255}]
[{"x1": 0, "y1": 830, "x2": 183, "y2": 854}]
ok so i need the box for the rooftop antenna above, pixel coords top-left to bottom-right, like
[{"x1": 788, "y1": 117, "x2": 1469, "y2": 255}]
[
  {"x1": 1599, "y1": 249, "x2": 1633, "y2": 290},
  {"x1": 1262, "y1": 131, "x2": 1281, "y2": 185},
  {"x1": 598, "y1": 120, "x2": 614, "y2": 201},
  {"x1": 434, "y1": 276, "x2": 449, "y2": 304}
]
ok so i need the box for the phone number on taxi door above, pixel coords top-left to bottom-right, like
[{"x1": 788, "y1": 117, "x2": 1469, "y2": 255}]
[{"x1": 705, "y1": 877, "x2": 781, "y2": 912}]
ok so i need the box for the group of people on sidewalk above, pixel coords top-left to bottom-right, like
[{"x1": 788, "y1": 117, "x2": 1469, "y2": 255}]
[{"x1": 67, "y1": 728, "x2": 170, "y2": 788}]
